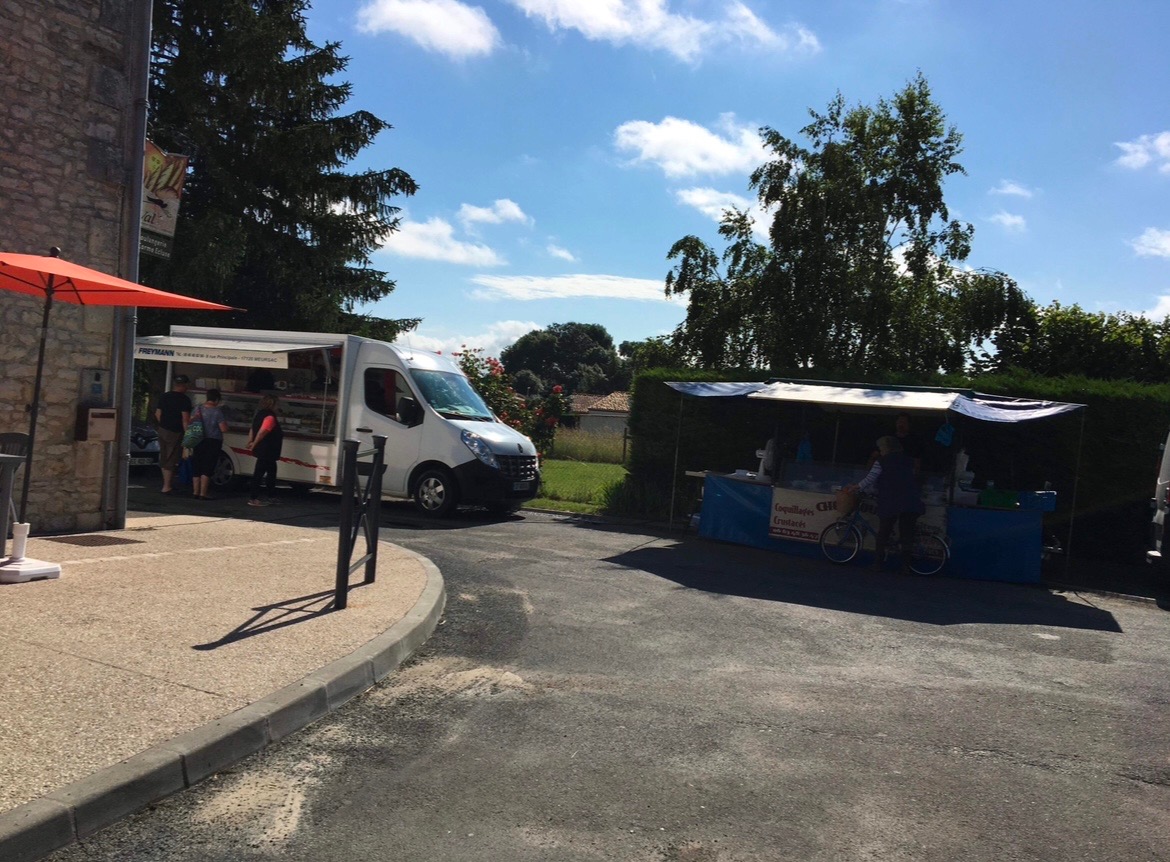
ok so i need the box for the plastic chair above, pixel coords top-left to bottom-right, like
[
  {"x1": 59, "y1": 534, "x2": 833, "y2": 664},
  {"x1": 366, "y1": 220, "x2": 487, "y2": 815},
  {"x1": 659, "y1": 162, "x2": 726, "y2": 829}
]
[{"x1": 0, "y1": 432, "x2": 29, "y2": 458}]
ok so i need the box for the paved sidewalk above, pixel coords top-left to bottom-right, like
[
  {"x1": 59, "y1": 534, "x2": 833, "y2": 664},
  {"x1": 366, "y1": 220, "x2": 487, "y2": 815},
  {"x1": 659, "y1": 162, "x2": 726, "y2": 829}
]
[{"x1": 0, "y1": 512, "x2": 445, "y2": 862}]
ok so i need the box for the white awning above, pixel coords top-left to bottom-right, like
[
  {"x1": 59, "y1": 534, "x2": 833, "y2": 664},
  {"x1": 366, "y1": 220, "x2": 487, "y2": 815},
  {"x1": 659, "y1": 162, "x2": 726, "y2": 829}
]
[
  {"x1": 747, "y1": 381, "x2": 959, "y2": 412},
  {"x1": 134, "y1": 335, "x2": 341, "y2": 369},
  {"x1": 666, "y1": 381, "x2": 770, "y2": 398},
  {"x1": 668, "y1": 378, "x2": 1085, "y2": 423}
]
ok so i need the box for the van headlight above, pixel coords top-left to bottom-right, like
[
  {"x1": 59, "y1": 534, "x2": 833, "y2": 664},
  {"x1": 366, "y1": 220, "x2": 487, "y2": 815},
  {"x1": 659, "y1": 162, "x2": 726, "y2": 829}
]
[{"x1": 461, "y1": 430, "x2": 499, "y2": 469}]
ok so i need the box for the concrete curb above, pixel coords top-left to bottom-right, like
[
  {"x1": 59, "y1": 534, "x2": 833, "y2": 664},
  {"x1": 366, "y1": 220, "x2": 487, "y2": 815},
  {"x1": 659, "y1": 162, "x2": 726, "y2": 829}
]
[{"x1": 0, "y1": 545, "x2": 446, "y2": 862}]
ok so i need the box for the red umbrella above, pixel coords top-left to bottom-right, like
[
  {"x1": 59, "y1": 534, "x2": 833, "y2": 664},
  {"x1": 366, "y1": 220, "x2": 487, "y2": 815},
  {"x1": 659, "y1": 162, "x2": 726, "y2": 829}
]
[{"x1": 0, "y1": 248, "x2": 239, "y2": 522}]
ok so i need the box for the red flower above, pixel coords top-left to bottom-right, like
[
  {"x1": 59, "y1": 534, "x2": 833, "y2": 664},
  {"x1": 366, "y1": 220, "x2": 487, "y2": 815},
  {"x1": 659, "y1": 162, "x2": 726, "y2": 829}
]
[
  {"x1": 552, "y1": 385, "x2": 563, "y2": 394},
  {"x1": 545, "y1": 416, "x2": 558, "y2": 427}
]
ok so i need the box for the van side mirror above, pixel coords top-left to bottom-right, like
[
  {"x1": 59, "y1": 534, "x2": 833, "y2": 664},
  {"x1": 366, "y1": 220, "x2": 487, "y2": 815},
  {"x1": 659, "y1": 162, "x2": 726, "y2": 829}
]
[{"x1": 397, "y1": 396, "x2": 421, "y2": 427}]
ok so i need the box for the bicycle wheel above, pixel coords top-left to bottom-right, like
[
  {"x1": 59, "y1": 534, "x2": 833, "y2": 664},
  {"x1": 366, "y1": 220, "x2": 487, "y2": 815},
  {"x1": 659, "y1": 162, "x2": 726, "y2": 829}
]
[
  {"x1": 908, "y1": 531, "x2": 948, "y2": 575},
  {"x1": 821, "y1": 522, "x2": 862, "y2": 564}
]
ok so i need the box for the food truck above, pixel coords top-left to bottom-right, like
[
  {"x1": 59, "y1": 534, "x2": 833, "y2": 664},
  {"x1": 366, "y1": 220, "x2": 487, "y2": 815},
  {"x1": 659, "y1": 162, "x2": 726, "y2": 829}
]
[
  {"x1": 134, "y1": 326, "x2": 540, "y2": 515},
  {"x1": 667, "y1": 379, "x2": 1085, "y2": 583}
]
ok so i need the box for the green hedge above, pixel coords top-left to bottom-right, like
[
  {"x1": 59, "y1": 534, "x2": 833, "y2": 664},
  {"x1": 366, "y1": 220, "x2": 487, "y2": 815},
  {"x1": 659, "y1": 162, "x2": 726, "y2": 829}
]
[{"x1": 622, "y1": 367, "x2": 1170, "y2": 564}]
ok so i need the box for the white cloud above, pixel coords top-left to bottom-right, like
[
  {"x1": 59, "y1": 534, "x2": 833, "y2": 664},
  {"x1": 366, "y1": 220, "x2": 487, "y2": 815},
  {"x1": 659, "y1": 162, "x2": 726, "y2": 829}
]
[
  {"x1": 470, "y1": 273, "x2": 677, "y2": 302},
  {"x1": 394, "y1": 319, "x2": 542, "y2": 357},
  {"x1": 675, "y1": 187, "x2": 753, "y2": 221},
  {"x1": 676, "y1": 186, "x2": 773, "y2": 242},
  {"x1": 989, "y1": 211, "x2": 1027, "y2": 232},
  {"x1": 615, "y1": 113, "x2": 767, "y2": 178},
  {"x1": 458, "y1": 199, "x2": 532, "y2": 230},
  {"x1": 356, "y1": 0, "x2": 499, "y2": 59},
  {"x1": 507, "y1": 0, "x2": 818, "y2": 62},
  {"x1": 381, "y1": 217, "x2": 505, "y2": 265},
  {"x1": 1114, "y1": 132, "x2": 1170, "y2": 172},
  {"x1": 1144, "y1": 296, "x2": 1170, "y2": 321},
  {"x1": 1132, "y1": 227, "x2": 1170, "y2": 258},
  {"x1": 547, "y1": 244, "x2": 577, "y2": 262},
  {"x1": 989, "y1": 180, "x2": 1034, "y2": 198}
]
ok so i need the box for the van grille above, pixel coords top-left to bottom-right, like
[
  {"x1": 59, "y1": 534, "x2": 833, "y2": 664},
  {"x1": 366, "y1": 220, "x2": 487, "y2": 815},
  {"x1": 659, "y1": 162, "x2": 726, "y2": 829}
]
[{"x1": 497, "y1": 454, "x2": 538, "y2": 481}]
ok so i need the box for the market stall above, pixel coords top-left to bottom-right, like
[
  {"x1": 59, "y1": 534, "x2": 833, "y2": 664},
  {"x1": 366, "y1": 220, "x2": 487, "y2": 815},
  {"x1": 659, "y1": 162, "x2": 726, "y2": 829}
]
[{"x1": 667, "y1": 379, "x2": 1085, "y2": 584}]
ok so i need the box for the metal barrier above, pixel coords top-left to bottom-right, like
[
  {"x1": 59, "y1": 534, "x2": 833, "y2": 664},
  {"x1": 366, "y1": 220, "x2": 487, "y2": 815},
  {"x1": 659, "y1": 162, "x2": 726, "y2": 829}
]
[{"x1": 334, "y1": 435, "x2": 386, "y2": 610}]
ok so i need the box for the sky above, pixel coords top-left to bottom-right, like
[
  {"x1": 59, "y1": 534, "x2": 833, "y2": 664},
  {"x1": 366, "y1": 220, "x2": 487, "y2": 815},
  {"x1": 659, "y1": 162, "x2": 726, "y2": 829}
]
[{"x1": 300, "y1": 0, "x2": 1170, "y2": 360}]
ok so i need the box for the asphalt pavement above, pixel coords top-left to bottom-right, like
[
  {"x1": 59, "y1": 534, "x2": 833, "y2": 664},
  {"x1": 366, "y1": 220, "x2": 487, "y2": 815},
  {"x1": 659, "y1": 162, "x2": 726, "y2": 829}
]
[
  {"x1": 0, "y1": 494, "x2": 446, "y2": 862},
  {"x1": 30, "y1": 507, "x2": 1170, "y2": 862},
  {"x1": 1, "y1": 473, "x2": 1166, "y2": 862}
]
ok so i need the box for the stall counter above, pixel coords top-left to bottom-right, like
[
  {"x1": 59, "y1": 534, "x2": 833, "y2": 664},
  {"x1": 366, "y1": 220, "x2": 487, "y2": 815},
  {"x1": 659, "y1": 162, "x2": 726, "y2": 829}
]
[{"x1": 697, "y1": 473, "x2": 1041, "y2": 583}]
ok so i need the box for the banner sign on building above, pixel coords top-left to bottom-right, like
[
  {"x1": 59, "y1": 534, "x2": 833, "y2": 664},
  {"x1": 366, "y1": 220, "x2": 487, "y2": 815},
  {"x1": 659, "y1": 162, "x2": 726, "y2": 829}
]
[{"x1": 140, "y1": 140, "x2": 189, "y2": 260}]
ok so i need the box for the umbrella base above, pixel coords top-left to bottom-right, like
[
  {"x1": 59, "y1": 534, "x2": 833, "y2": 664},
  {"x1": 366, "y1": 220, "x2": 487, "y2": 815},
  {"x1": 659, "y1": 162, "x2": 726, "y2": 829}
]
[{"x1": 0, "y1": 556, "x2": 61, "y2": 583}]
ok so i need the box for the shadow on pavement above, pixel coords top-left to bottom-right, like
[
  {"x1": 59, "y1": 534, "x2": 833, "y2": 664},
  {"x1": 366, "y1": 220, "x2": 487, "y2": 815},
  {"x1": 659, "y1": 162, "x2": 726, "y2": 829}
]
[
  {"x1": 191, "y1": 586, "x2": 364, "y2": 650},
  {"x1": 604, "y1": 539, "x2": 1123, "y2": 632},
  {"x1": 565, "y1": 513, "x2": 1170, "y2": 612}
]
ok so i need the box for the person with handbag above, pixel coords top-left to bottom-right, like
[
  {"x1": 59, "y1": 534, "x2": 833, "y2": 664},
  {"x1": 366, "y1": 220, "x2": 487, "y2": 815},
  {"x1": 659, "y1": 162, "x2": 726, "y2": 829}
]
[
  {"x1": 246, "y1": 395, "x2": 284, "y2": 507},
  {"x1": 189, "y1": 389, "x2": 229, "y2": 500}
]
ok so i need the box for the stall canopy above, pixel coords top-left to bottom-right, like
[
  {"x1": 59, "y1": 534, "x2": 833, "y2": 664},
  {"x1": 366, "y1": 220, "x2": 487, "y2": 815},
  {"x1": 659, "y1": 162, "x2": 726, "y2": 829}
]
[
  {"x1": 667, "y1": 380, "x2": 1085, "y2": 422},
  {"x1": 664, "y1": 378, "x2": 1088, "y2": 568},
  {"x1": 135, "y1": 334, "x2": 342, "y2": 369}
]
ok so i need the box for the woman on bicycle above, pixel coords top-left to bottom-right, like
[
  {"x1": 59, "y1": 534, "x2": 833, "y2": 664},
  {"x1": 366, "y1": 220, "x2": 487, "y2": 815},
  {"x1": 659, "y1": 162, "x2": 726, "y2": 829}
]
[{"x1": 847, "y1": 436, "x2": 925, "y2": 572}]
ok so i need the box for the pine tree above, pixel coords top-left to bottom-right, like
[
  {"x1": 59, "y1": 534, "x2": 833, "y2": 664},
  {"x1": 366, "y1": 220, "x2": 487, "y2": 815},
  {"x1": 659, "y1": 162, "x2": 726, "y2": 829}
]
[{"x1": 141, "y1": 0, "x2": 418, "y2": 338}]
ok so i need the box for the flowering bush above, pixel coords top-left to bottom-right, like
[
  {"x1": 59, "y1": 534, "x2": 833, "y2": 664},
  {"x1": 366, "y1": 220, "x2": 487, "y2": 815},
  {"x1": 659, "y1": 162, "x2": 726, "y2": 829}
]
[{"x1": 454, "y1": 347, "x2": 567, "y2": 454}]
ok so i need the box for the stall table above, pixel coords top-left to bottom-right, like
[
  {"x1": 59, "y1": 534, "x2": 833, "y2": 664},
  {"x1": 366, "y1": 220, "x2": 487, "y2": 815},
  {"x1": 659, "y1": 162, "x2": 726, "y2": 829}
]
[{"x1": 698, "y1": 472, "x2": 1043, "y2": 583}]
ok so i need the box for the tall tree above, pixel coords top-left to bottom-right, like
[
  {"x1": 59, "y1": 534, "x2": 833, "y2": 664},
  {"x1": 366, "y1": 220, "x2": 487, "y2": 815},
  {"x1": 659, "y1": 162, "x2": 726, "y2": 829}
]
[
  {"x1": 618, "y1": 335, "x2": 688, "y2": 376},
  {"x1": 666, "y1": 74, "x2": 1029, "y2": 374},
  {"x1": 987, "y1": 301, "x2": 1170, "y2": 382},
  {"x1": 501, "y1": 322, "x2": 621, "y2": 395},
  {"x1": 141, "y1": 0, "x2": 418, "y2": 338}
]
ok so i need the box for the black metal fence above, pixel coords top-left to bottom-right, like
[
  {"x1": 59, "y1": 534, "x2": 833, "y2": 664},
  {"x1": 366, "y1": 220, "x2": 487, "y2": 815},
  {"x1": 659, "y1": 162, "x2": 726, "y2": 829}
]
[{"x1": 334, "y1": 435, "x2": 386, "y2": 610}]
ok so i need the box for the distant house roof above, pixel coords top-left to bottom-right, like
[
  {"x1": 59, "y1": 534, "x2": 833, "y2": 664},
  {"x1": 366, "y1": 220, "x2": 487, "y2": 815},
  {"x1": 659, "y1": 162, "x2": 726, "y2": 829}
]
[
  {"x1": 567, "y1": 391, "x2": 631, "y2": 416},
  {"x1": 586, "y1": 391, "x2": 630, "y2": 414},
  {"x1": 568, "y1": 394, "x2": 604, "y2": 415}
]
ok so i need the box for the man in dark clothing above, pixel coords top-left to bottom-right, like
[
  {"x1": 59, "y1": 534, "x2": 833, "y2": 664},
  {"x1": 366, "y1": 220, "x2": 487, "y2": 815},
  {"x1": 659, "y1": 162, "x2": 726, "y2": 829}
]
[
  {"x1": 155, "y1": 375, "x2": 191, "y2": 493},
  {"x1": 893, "y1": 412, "x2": 925, "y2": 473},
  {"x1": 246, "y1": 395, "x2": 284, "y2": 506},
  {"x1": 850, "y1": 436, "x2": 925, "y2": 572},
  {"x1": 868, "y1": 412, "x2": 924, "y2": 475}
]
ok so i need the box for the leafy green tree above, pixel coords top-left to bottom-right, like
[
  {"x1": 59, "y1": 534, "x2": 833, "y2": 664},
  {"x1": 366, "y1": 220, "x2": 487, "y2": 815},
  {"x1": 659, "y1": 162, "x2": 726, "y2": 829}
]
[
  {"x1": 511, "y1": 369, "x2": 544, "y2": 397},
  {"x1": 989, "y1": 302, "x2": 1170, "y2": 382},
  {"x1": 501, "y1": 322, "x2": 621, "y2": 394},
  {"x1": 666, "y1": 74, "x2": 1028, "y2": 374},
  {"x1": 140, "y1": 0, "x2": 418, "y2": 338},
  {"x1": 618, "y1": 336, "x2": 688, "y2": 379}
]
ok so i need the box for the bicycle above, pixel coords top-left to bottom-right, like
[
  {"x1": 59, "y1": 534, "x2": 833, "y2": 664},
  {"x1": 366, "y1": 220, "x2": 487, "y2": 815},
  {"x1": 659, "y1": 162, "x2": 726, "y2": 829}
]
[{"x1": 819, "y1": 498, "x2": 950, "y2": 576}]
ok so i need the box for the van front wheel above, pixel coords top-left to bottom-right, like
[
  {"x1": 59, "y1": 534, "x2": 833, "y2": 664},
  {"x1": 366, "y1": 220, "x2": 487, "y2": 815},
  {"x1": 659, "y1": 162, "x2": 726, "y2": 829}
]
[{"x1": 413, "y1": 468, "x2": 458, "y2": 517}]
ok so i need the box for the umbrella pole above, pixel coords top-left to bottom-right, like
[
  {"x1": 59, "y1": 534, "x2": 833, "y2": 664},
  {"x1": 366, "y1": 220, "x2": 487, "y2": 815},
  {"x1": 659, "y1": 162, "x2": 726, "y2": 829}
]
[{"x1": 20, "y1": 282, "x2": 54, "y2": 524}]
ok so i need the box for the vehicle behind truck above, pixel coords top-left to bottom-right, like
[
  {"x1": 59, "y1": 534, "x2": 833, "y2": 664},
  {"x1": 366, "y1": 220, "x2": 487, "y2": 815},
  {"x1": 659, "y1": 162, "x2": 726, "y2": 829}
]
[{"x1": 134, "y1": 326, "x2": 540, "y2": 515}]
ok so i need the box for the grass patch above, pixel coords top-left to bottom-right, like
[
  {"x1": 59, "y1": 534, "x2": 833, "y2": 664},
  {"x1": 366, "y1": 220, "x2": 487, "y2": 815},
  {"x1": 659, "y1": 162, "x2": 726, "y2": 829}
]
[
  {"x1": 548, "y1": 428, "x2": 626, "y2": 464},
  {"x1": 524, "y1": 458, "x2": 627, "y2": 514}
]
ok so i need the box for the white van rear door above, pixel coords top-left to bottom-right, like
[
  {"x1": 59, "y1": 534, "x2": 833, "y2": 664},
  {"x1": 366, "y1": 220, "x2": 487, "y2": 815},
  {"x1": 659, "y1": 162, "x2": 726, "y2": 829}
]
[{"x1": 347, "y1": 365, "x2": 422, "y2": 495}]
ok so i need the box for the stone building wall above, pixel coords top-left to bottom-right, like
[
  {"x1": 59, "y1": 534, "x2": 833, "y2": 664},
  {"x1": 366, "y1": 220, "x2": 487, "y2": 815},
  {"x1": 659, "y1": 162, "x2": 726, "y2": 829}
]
[{"x1": 0, "y1": 0, "x2": 138, "y2": 532}]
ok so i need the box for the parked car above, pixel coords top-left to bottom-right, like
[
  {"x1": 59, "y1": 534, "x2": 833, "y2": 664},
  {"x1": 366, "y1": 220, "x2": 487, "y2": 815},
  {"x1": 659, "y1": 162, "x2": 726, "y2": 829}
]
[{"x1": 129, "y1": 420, "x2": 160, "y2": 468}]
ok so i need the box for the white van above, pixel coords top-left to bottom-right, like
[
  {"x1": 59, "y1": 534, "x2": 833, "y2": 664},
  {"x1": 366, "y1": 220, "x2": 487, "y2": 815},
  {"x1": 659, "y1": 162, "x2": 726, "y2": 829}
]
[{"x1": 135, "y1": 326, "x2": 540, "y2": 515}]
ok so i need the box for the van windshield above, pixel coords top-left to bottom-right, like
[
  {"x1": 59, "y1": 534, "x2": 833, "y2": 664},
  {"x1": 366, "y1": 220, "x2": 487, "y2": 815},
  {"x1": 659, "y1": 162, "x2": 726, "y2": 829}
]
[{"x1": 410, "y1": 370, "x2": 494, "y2": 421}]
